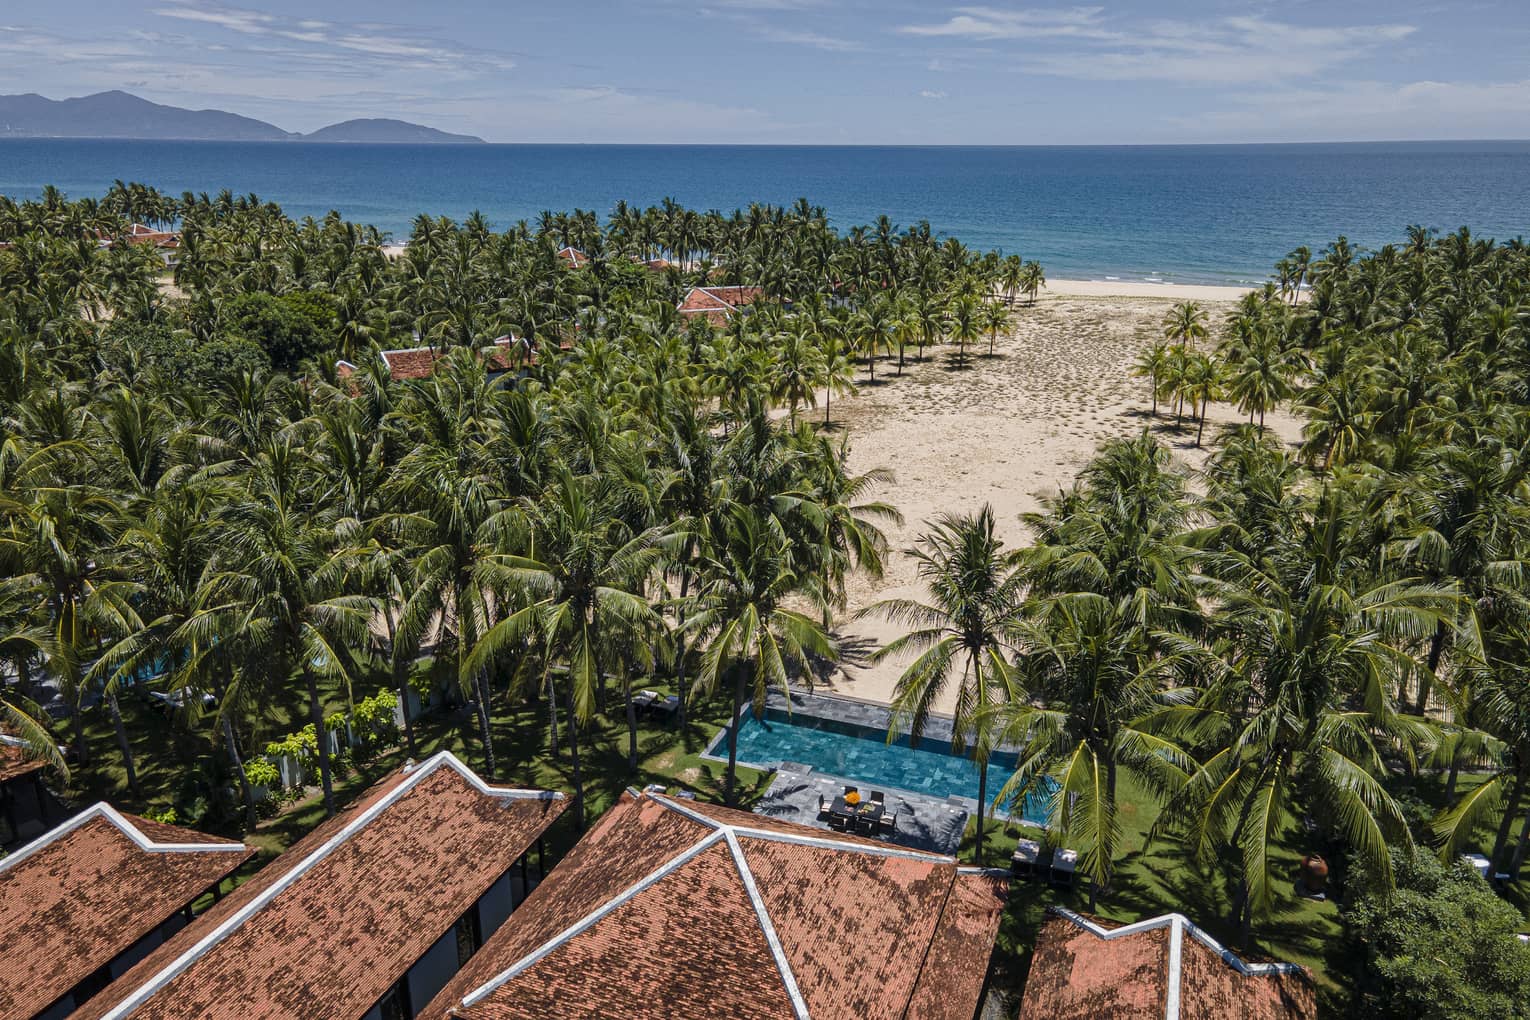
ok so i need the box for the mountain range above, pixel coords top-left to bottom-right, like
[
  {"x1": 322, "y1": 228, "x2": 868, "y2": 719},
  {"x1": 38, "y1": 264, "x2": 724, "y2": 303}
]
[{"x1": 0, "y1": 91, "x2": 485, "y2": 144}]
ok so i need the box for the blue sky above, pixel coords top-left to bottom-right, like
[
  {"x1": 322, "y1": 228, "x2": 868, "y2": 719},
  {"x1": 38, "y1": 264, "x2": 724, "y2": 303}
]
[{"x1": 2, "y1": 2, "x2": 1528, "y2": 143}]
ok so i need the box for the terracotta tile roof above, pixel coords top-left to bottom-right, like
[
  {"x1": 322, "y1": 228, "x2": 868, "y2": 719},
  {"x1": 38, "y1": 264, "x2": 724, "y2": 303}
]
[
  {"x1": 1018, "y1": 908, "x2": 1315, "y2": 1020},
  {"x1": 677, "y1": 286, "x2": 766, "y2": 325},
  {"x1": 365, "y1": 337, "x2": 531, "y2": 382},
  {"x1": 557, "y1": 246, "x2": 589, "y2": 268},
  {"x1": 72, "y1": 752, "x2": 566, "y2": 1020},
  {"x1": 0, "y1": 737, "x2": 46, "y2": 784},
  {"x1": 419, "y1": 790, "x2": 1009, "y2": 1020},
  {"x1": 0, "y1": 804, "x2": 252, "y2": 1020}
]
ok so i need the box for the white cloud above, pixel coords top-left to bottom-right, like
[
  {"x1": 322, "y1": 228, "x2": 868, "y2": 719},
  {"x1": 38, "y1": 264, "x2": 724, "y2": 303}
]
[
  {"x1": 919, "y1": 89, "x2": 947, "y2": 99},
  {"x1": 899, "y1": 9, "x2": 1416, "y2": 85},
  {"x1": 755, "y1": 26, "x2": 862, "y2": 51},
  {"x1": 900, "y1": 6, "x2": 1114, "y2": 41}
]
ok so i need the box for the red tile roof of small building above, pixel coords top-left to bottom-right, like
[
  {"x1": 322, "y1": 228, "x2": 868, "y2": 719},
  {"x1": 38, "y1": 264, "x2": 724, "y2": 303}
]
[
  {"x1": 1018, "y1": 907, "x2": 1315, "y2": 1020},
  {"x1": 557, "y1": 246, "x2": 590, "y2": 268},
  {"x1": 0, "y1": 737, "x2": 46, "y2": 784},
  {"x1": 677, "y1": 286, "x2": 766, "y2": 325},
  {"x1": 71, "y1": 752, "x2": 566, "y2": 1020},
  {"x1": 418, "y1": 790, "x2": 1009, "y2": 1020},
  {"x1": 0, "y1": 804, "x2": 253, "y2": 1020},
  {"x1": 345, "y1": 337, "x2": 530, "y2": 382}
]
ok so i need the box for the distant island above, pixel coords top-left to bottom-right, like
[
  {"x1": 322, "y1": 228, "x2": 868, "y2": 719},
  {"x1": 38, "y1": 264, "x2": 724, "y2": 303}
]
[{"x1": 0, "y1": 91, "x2": 486, "y2": 144}]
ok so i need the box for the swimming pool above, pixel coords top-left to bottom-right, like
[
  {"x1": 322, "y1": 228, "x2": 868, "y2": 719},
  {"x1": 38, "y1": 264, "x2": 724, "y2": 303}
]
[{"x1": 716, "y1": 707, "x2": 1054, "y2": 824}]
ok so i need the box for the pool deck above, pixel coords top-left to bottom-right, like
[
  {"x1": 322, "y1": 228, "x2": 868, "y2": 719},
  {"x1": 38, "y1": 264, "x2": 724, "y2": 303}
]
[
  {"x1": 754, "y1": 762, "x2": 972, "y2": 856},
  {"x1": 706, "y1": 689, "x2": 1001, "y2": 856}
]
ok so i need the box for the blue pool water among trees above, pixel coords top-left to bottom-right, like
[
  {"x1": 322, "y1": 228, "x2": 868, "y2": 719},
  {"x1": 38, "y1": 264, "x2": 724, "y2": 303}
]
[{"x1": 724, "y1": 710, "x2": 1054, "y2": 824}]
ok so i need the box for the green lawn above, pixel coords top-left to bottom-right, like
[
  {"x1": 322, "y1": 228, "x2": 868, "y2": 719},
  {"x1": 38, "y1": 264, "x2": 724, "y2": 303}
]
[{"x1": 50, "y1": 682, "x2": 1530, "y2": 1012}]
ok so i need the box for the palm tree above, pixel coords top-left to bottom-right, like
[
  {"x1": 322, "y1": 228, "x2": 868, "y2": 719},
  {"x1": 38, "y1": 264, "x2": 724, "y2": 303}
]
[
  {"x1": 863, "y1": 505, "x2": 1024, "y2": 863},
  {"x1": 1166, "y1": 487, "x2": 1457, "y2": 944},
  {"x1": 1132, "y1": 342, "x2": 1171, "y2": 417},
  {"x1": 995, "y1": 592, "x2": 1199, "y2": 908},
  {"x1": 1021, "y1": 261, "x2": 1046, "y2": 305},
  {"x1": 1162, "y1": 300, "x2": 1208, "y2": 351},
  {"x1": 686, "y1": 504, "x2": 832, "y2": 805},
  {"x1": 853, "y1": 296, "x2": 899, "y2": 384},
  {"x1": 467, "y1": 467, "x2": 667, "y2": 823},
  {"x1": 981, "y1": 300, "x2": 1011, "y2": 357},
  {"x1": 214, "y1": 444, "x2": 373, "y2": 817},
  {"x1": 770, "y1": 318, "x2": 824, "y2": 427},
  {"x1": 1184, "y1": 351, "x2": 1221, "y2": 447},
  {"x1": 947, "y1": 292, "x2": 983, "y2": 368}
]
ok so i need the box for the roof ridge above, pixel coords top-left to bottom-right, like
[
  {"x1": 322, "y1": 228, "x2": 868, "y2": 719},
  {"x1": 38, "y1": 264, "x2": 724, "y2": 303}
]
[
  {"x1": 722, "y1": 828, "x2": 811, "y2": 1020},
  {"x1": 457, "y1": 830, "x2": 728, "y2": 1009},
  {"x1": 96, "y1": 751, "x2": 554, "y2": 1020},
  {"x1": 1046, "y1": 905, "x2": 1307, "y2": 1020},
  {"x1": 0, "y1": 802, "x2": 247, "y2": 876}
]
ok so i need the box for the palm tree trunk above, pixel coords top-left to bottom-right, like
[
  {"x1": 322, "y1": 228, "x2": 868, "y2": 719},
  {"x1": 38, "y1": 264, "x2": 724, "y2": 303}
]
[
  {"x1": 224, "y1": 712, "x2": 257, "y2": 830},
  {"x1": 566, "y1": 681, "x2": 585, "y2": 829},
  {"x1": 382, "y1": 605, "x2": 416, "y2": 756},
  {"x1": 1415, "y1": 621, "x2": 1446, "y2": 715},
  {"x1": 473, "y1": 669, "x2": 496, "y2": 780},
  {"x1": 106, "y1": 692, "x2": 141, "y2": 797},
  {"x1": 304, "y1": 667, "x2": 335, "y2": 817},
  {"x1": 725, "y1": 664, "x2": 746, "y2": 806},
  {"x1": 1490, "y1": 765, "x2": 1526, "y2": 869},
  {"x1": 544, "y1": 666, "x2": 560, "y2": 756},
  {"x1": 974, "y1": 748, "x2": 988, "y2": 868},
  {"x1": 626, "y1": 675, "x2": 640, "y2": 770},
  {"x1": 1508, "y1": 802, "x2": 1530, "y2": 878},
  {"x1": 1150, "y1": 373, "x2": 1158, "y2": 416}
]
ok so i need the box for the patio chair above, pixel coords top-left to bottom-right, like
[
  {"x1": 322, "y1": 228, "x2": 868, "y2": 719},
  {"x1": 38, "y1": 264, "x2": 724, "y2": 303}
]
[
  {"x1": 878, "y1": 811, "x2": 897, "y2": 836},
  {"x1": 1050, "y1": 848, "x2": 1080, "y2": 887},
  {"x1": 827, "y1": 813, "x2": 849, "y2": 832},
  {"x1": 1011, "y1": 839, "x2": 1041, "y2": 878},
  {"x1": 816, "y1": 795, "x2": 830, "y2": 821},
  {"x1": 844, "y1": 785, "x2": 857, "y2": 796},
  {"x1": 870, "y1": 791, "x2": 885, "y2": 805},
  {"x1": 856, "y1": 814, "x2": 879, "y2": 836}
]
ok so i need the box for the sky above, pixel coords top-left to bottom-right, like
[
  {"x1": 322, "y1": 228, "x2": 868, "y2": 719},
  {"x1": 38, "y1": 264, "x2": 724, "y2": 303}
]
[{"x1": 2, "y1": 1, "x2": 1528, "y2": 144}]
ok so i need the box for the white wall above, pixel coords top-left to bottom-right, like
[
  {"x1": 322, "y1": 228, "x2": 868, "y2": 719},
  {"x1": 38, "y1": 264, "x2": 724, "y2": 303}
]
[{"x1": 405, "y1": 927, "x2": 460, "y2": 1014}]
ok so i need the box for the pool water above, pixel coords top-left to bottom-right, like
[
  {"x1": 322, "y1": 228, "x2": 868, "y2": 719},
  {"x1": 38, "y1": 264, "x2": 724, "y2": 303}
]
[{"x1": 726, "y1": 711, "x2": 1054, "y2": 824}]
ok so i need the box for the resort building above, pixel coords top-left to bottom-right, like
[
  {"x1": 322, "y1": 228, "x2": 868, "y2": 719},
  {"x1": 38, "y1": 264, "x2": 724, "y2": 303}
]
[
  {"x1": 1017, "y1": 907, "x2": 1315, "y2": 1020},
  {"x1": 0, "y1": 736, "x2": 60, "y2": 848},
  {"x1": 0, "y1": 803, "x2": 253, "y2": 1020},
  {"x1": 556, "y1": 246, "x2": 589, "y2": 269},
  {"x1": 70, "y1": 752, "x2": 567, "y2": 1020},
  {"x1": 677, "y1": 285, "x2": 767, "y2": 325},
  {"x1": 418, "y1": 787, "x2": 1010, "y2": 1020},
  {"x1": 98, "y1": 224, "x2": 182, "y2": 268},
  {"x1": 335, "y1": 336, "x2": 533, "y2": 384}
]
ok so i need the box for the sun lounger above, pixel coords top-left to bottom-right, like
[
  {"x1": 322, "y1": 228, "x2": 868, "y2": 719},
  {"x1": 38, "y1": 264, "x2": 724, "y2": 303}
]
[
  {"x1": 1012, "y1": 839, "x2": 1041, "y2": 877},
  {"x1": 1461, "y1": 853, "x2": 1491, "y2": 879},
  {"x1": 1051, "y1": 848, "x2": 1079, "y2": 886}
]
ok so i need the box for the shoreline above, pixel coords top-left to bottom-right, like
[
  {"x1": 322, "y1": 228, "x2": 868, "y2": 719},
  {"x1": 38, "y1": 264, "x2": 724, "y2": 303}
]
[{"x1": 1043, "y1": 278, "x2": 1255, "y2": 300}]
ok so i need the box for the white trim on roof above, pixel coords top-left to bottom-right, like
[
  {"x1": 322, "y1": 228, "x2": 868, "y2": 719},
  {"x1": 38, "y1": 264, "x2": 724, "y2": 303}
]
[
  {"x1": 0, "y1": 802, "x2": 247, "y2": 876},
  {"x1": 96, "y1": 751, "x2": 560, "y2": 1020},
  {"x1": 1046, "y1": 907, "x2": 1307, "y2": 1020},
  {"x1": 459, "y1": 830, "x2": 728, "y2": 1008},
  {"x1": 723, "y1": 828, "x2": 811, "y2": 1020}
]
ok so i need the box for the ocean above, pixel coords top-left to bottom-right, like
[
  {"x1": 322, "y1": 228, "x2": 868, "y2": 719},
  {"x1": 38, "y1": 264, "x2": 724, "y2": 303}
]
[{"x1": 2, "y1": 139, "x2": 1527, "y2": 286}]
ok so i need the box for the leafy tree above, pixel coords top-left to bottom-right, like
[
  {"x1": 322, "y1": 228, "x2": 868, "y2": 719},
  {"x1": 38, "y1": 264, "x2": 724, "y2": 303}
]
[{"x1": 1341, "y1": 847, "x2": 1530, "y2": 1019}]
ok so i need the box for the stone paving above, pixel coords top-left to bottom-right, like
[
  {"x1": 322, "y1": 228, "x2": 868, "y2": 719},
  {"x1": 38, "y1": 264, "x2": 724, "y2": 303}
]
[{"x1": 753, "y1": 762, "x2": 972, "y2": 856}]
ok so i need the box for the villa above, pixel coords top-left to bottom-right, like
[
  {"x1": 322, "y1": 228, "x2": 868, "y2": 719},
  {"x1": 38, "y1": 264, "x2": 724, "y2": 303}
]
[
  {"x1": 677, "y1": 285, "x2": 767, "y2": 325},
  {"x1": 0, "y1": 803, "x2": 253, "y2": 1020},
  {"x1": 68, "y1": 752, "x2": 566, "y2": 1020},
  {"x1": 1017, "y1": 907, "x2": 1315, "y2": 1019},
  {"x1": 0, "y1": 737, "x2": 60, "y2": 848},
  {"x1": 335, "y1": 336, "x2": 533, "y2": 384},
  {"x1": 556, "y1": 246, "x2": 589, "y2": 269},
  {"x1": 418, "y1": 786, "x2": 1010, "y2": 1020}
]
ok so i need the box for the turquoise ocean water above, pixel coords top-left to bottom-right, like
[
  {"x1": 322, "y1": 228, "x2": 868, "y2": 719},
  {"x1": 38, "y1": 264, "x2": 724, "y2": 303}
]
[{"x1": 2, "y1": 139, "x2": 1527, "y2": 285}]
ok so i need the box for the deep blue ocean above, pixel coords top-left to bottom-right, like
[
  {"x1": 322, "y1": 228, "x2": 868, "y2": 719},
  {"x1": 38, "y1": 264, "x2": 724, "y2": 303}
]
[{"x1": 2, "y1": 139, "x2": 1527, "y2": 285}]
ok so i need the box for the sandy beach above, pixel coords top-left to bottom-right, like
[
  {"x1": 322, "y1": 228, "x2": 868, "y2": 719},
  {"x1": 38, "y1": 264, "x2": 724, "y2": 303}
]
[
  {"x1": 1043, "y1": 278, "x2": 1255, "y2": 301},
  {"x1": 815, "y1": 288, "x2": 1302, "y2": 712}
]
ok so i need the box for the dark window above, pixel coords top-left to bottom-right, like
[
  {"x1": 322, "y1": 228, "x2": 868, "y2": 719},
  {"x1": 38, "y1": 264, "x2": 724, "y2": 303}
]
[
  {"x1": 454, "y1": 905, "x2": 482, "y2": 968},
  {"x1": 376, "y1": 977, "x2": 411, "y2": 1020}
]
